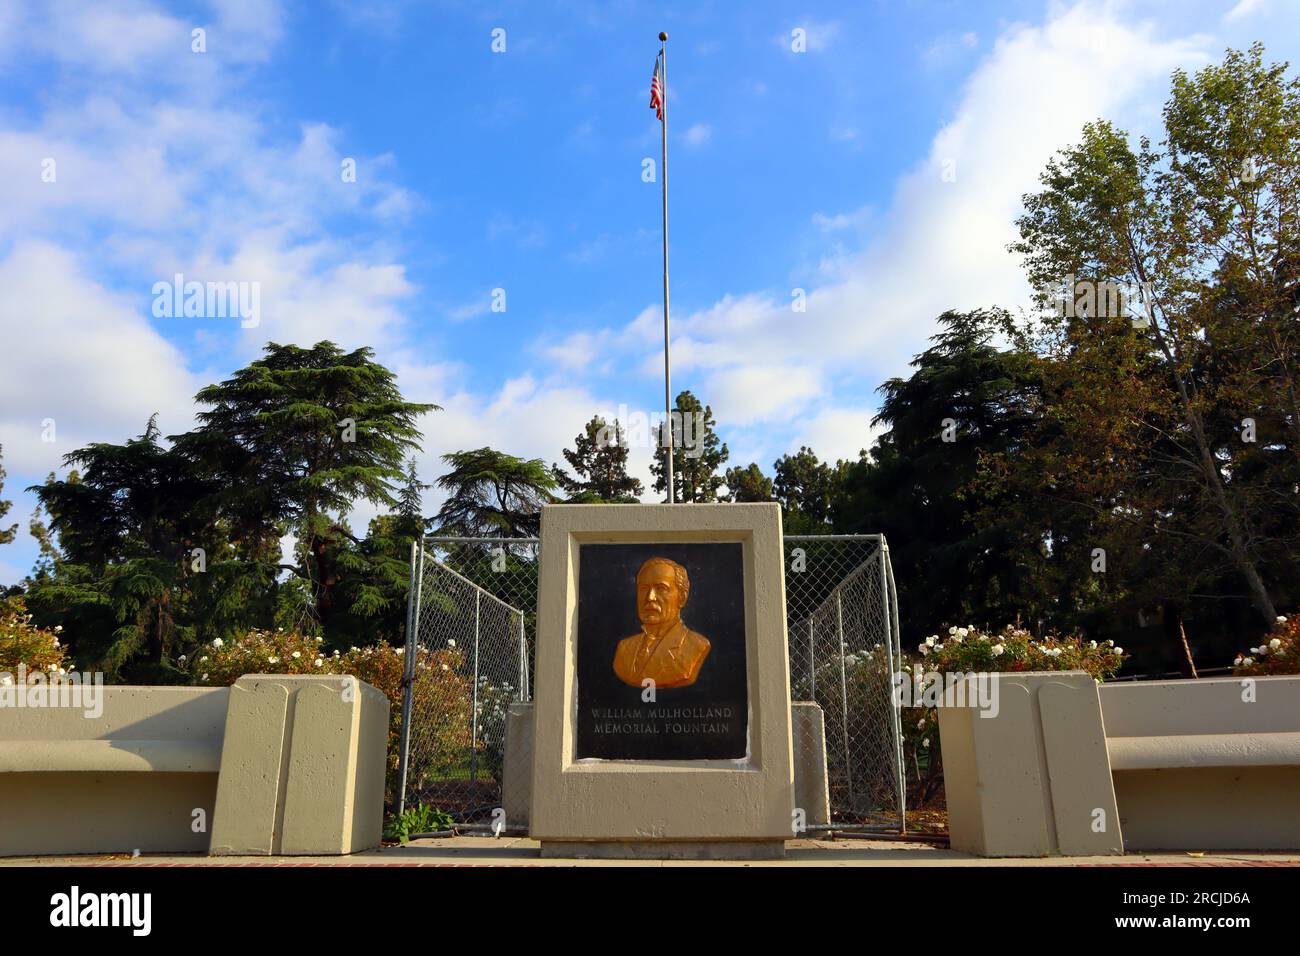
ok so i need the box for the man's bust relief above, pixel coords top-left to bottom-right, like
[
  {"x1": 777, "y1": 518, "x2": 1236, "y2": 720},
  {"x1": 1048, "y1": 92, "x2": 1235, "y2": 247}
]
[{"x1": 612, "y1": 556, "x2": 711, "y2": 689}]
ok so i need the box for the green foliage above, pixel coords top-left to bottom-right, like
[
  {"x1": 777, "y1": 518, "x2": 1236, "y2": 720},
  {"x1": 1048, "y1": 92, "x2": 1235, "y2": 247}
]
[
  {"x1": 831, "y1": 309, "x2": 1050, "y2": 640},
  {"x1": 433, "y1": 448, "x2": 557, "y2": 536},
  {"x1": 1233, "y1": 615, "x2": 1300, "y2": 676},
  {"x1": 0, "y1": 445, "x2": 17, "y2": 550},
  {"x1": 554, "y1": 417, "x2": 643, "y2": 502},
  {"x1": 384, "y1": 803, "x2": 455, "y2": 843},
  {"x1": 774, "y1": 447, "x2": 847, "y2": 533},
  {"x1": 651, "y1": 390, "x2": 729, "y2": 502},
  {"x1": 0, "y1": 597, "x2": 72, "y2": 673},
  {"x1": 724, "y1": 463, "x2": 774, "y2": 502},
  {"x1": 1010, "y1": 43, "x2": 1300, "y2": 627},
  {"x1": 21, "y1": 343, "x2": 439, "y2": 680}
]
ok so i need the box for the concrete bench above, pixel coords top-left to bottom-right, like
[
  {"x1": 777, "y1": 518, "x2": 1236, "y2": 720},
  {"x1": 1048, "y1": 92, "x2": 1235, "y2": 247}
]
[
  {"x1": 0, "y1": 676, "x2": 389, "y2": 858},
  {"x1": 1099, "y1": 676, "x2": 1300, "y2": 850},
  {"x1": 937, "y1": 672, "x2": 1124, "y2": 857},
  {"x1": 0, "y1": 687, "x2": 230, "y2": 856}
]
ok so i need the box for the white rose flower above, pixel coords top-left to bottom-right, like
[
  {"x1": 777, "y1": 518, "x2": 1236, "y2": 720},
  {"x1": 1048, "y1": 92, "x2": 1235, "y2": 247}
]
[
  {"x1": 448, "y1": 639, "x2": 457, "y2": 648},
  {"x1": 1269, "y1": 638, "x2": 1282, "y2": 650},
  {"x1": 948, "y1": 626, "x2": 958, "y2": 635},
  {"x1": 268, "y1": 657, "x2": 279, "y2": 664},
  {"x1": 199, "y1": 655, "x2": 209, "y2": 663},
  {"x1": 1277, "y1": 616, "x2": 1287, "y2": 623},
  {"x1": 991, "y1": 644, "x2": 1004, "y2": 656},
  {"x1": 956, "y1": 627, "x2": 969, "y2": 638},
  {"x1": 212, "y1": 638, "x2": 223, "y2": 648},
  {"x1": 292, "y1": 651, "x2": 301, "y2": 659},
  {"x1": 921, "y1": 738, "x2": 931, "y2": 748},
  {"x1": 314, "y1": 659, "x2": 323, "y2": 667},
  {"x1": 919, "y1": 644, "x2": 930, "y2": 656},
  {"x1": 1112, "y1": 646, "x2": 1123, "y2": 655}
]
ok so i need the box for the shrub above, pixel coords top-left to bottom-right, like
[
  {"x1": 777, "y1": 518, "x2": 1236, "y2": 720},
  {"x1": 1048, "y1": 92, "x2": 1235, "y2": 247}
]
[
  {"x1": 1233, "y1": 615, "x2": 1299, "y2": 676},
  {"x1": 913, "y1": 624, "x2": 1126, "y2": 681},
  {"x1": 0, "y1": 597, "x2": 72, "y2": 676},
  {"x1": 384, "y1": 803, "x2": 455, "y2": 843},
  {"x1": 186, "y1": 628, "x2": 473, "y2": 801}
]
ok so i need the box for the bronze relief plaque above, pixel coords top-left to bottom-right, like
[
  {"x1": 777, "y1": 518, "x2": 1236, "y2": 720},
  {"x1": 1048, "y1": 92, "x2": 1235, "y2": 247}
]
[{"x1": 575, "y1": 542, "x2": 748, "y2": 760}]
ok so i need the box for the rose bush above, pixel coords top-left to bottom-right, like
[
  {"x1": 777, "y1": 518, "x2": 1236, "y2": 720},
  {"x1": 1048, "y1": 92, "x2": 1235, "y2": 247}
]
[
  {"x1": 0, "y1": 597, "x2": 72, "y2": 676},
  {"x1": 913, "y1": 624, "x2": 1126, "y2": 681},
  {"x1": 187, "y1": 628, "x2": 473, "y2": 802},
  {"x1": 1233, "y1": 616, "x2": 1299, "y2": 676}
]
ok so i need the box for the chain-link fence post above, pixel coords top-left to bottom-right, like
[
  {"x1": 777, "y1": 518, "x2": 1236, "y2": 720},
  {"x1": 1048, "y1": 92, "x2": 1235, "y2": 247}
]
[{"x1": 396, "y1": 537, "x2": 425, "y2": 816}]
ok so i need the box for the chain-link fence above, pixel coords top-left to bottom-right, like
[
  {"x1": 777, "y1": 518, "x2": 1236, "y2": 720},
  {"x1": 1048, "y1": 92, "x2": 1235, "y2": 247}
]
[
  {"x1": 397, "y1": 532, "x2": 904, "y2": 832},
  {"x1": 785, "y1": 535, "x2": 905, "y2": 831},
  {"x1": 396, "y1": 539, "x2": 534, "y2": 825}
]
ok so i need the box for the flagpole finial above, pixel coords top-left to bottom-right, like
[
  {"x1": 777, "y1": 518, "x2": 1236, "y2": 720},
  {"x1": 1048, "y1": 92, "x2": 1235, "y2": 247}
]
[{"x1": 659, "y1": 31, "x2": 668, "y2": 41}]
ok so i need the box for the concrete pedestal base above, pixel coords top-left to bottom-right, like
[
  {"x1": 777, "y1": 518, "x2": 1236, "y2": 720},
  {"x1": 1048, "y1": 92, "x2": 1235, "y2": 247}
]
[
  {"x1": 504, "y1": 700, "x2": 830, "y2": 831},
  {"x1": 540, "y1": 840, "x2": 786, "y2": 860}
]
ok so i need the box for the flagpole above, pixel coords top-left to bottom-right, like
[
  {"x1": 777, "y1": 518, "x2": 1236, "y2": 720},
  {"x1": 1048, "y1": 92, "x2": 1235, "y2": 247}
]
[{"x1": 659, "y1": 31, "x2": 675, "y2": 504}]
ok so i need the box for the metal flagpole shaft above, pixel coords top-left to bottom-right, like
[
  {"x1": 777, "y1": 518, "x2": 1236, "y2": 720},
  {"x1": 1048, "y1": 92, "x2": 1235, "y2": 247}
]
[{"x1": 659, "y1": 32, "x2": 674, "y2": 503}]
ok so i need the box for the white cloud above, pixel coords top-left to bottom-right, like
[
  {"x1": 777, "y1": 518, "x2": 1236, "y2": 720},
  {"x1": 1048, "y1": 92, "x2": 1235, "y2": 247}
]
[
  {"x1": 0, "y1": 241, "x2": 201, "y2": 475},
  {"x1": 683, "y1": 123, "x2": 712, "y2": 147},
  {"x1": 794, "y1": 406, "x2": 886, "y2": 464},
  {"x1": 1224, "y1": 0, "x2": 1266, "y2": 21},
  {"x1": 706, "y1": 366, "x2": 823, "y2": 426},
  {"x1": 812, "y1": 205, "x2": 872, "y2": 231}
]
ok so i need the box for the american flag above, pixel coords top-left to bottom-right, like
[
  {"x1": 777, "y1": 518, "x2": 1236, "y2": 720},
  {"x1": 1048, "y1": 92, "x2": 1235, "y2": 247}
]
[{"x1": 649, "y1": 53, "x2": 664, "y2": 121}]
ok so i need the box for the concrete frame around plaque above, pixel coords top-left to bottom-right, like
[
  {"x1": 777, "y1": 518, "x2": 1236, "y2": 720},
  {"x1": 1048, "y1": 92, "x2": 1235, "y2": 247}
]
[{"x1": 529, "y1": 503, "x2": 795, "y2": 860}]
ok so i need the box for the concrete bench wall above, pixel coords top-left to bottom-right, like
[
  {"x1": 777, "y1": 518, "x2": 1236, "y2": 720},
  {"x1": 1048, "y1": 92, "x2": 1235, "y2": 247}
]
[
  {"x1": 938, "y1": 670, "x2": 1300, "y2": 856},
  {"x1": 0, "y1": 676, "x2": 388, "y2": 858},
  {"x1": 1100, "y1": 676, "x2": 1300, "y2": 851},
  {"x1": 0, "y1": 687, "x2": 229, "y2": 856}
]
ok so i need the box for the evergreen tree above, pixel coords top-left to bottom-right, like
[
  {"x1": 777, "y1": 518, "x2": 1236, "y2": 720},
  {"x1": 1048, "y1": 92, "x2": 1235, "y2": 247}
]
[
  {"x1": 0, "y1": 444, "x2": 17, "y2": 549},
  {"x1": 724, "y1": 463, "x2": 774, "y2": 502},
  {"x1": 554, "y1": 416, "x2": 643, "y2": 502},
  {"x1": 397, "y1": 458, "x2": 428, "y2": 529},
  {"x1": 434, "y1": 448, "x2": 557, "y2": 537},
  {"x1": 27, "y1": 416, "x2": 224, "y2": 679},
  {"x1": 831, "y1": 310, "x2": 1049, "y2": 641},
  {"x1": 773, "y1": 447, "x2": 844, "y2": 532},
  {"x1": 650, "y1": 390, "x2": 728, "y2": 503},
  {"x1": 175, "y1": 341, "x2": 438, "y2": 630}
]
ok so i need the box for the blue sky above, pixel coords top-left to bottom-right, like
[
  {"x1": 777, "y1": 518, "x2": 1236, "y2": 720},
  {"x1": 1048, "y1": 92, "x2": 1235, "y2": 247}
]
[{"x1": 1, "y1": 0, "x2": 1298, "y2": 584}]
